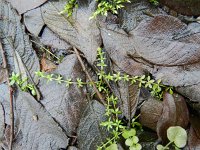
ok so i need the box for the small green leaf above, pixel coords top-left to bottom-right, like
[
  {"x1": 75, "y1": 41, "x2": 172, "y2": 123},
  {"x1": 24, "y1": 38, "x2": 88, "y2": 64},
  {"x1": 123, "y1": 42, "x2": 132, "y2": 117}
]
[
  {"x1": 105, "y1": 143, "x2": 118, "y2": 150},
  {"x1": 167, "y1": 126, "x2": 187, "y2": 148},
  {"x1": 122, "y1": 129, "x2": 136, "y2": 139},
  {"x1": 156, "y1": 144, "x2": 166, "y2": 150},
  {"x1": 125, "y1": 138, "x2": 134, "y2": 146}
]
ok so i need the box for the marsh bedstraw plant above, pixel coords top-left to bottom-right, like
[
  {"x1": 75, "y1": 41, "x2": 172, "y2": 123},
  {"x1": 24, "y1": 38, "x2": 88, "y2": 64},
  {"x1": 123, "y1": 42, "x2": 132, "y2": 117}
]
[
  {"x1": 9, "y1": 72, "x2": 36, "y2": 96},
  {"x1": 35, "y1": 47, "x2": 174, "y2": 149},
  {"x1": 61, "y1": 0, "x2": 159, "y2": 19}
]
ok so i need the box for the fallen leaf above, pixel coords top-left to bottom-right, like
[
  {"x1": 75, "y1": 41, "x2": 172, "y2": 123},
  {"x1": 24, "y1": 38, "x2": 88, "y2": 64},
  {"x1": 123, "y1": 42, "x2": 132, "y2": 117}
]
[
  {"x1": 0, "y1": 0, "x2": 40, "y2": 84},
  {"x1": 39, "y1": 54, "x2": 87, "y2": 136},
  {"x1": 41, "y1": 0, "x2": 102, "y2": 64},
  {"x1": 188, "y1": 126, "x2": 200, "y2": 149},
  {"x1": 77, "y1": 100, "x2": 108, "y2": 150},
  {"x1": 140, "y1": 97, "x2": 163, "y2": 131},
  {"x1": 16, "y1": 91, "x2": 69, "y2": 149},
  {"x1": 40, "y1": 27, "x2": 72, "y2": 50},
  {"x1": 40, "y1": 56, "x2": 57, "y2": 72},
  {"x1": 6, "y1": 0, "x2": 48, "y2": 14},
  {"x1": 156, "y1": 92, "x2": 189, "y2": 143},
  {"x1": 160, "y1": 0, "x2": 200, "y2": 16},
  {"x1": 118, "y1": 80, "x2": 140, "y2": 121},
  {"x1": 24, "y1": 7, "x2": 45, "y2": 36}
]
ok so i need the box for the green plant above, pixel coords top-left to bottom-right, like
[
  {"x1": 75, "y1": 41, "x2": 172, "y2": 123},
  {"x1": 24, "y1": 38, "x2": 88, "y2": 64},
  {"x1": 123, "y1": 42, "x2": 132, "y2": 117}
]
[
  {"x1": 90, "y1": 0, "x2": 131, "y2": 19},
  {"x1": 35, "y1": 47, "x2": 174, "y2": 150},
  {"x1": 60, "y1": 0, "x2": 78, "y2": 17},
  {"x1": 9, "y1": 72, "x2": 36, "y2": 96},
  {"x1": 61, "y1": 0, "x2": 131, "y2": 19},
  {"x1": 149, "y1": 0, "x2": 159, "y2": 5},
  {"x1": 157, "y1": 126, "x2": 187, "y2": 150}
]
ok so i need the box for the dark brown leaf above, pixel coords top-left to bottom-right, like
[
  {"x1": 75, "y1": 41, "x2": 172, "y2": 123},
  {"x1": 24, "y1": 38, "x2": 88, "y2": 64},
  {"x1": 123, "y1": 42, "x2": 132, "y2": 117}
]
[
  {"x1": 190, "y1": 115, "x2": 200, "y2": 139},
  {"x1": 160, "y1": 0, "x2": 200, "y2": 16},
  {"x1": 39, "y1": 54, "x2": 87, "y2": 136},
  {"x1": 6, "y1": 0, "x2": 48, "y2": 14},
  {"x1": 156, "y1": 92, "x2": 189, "y2": 143},
  {"x1": 140, "y1": 97, "x2": 163, "y2": 131},
  {"x1": 188, "y1": 126, "x2": 200, "y2": 149}
]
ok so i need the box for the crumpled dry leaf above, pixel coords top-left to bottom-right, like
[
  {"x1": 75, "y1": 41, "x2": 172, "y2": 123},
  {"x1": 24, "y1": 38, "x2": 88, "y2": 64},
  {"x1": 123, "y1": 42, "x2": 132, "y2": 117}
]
[
  {"x1": 41, "y1": 0, "x2": 102, "y2": 64},
  {"x1": 140, "y1": 97, "x2": 163, "y2": 131},
  {"x1": 39, "y1": 54, "x2": 87, "y2": 136},
  {"x1": 24, "y1": 7, "x2": 45, "y2": 36},
  {"x1": 16, "y1": 91, "x2": 69, "y2": 150},
  {"x1": 156, "y1": 93, "x2": 189, "y2": 143},
  {"x1": 77, "y1": 100, "x2": 108, "y2": 150},
  {"x1": 0, "y1": 0, "x2": 40, "y2": 84},
  {"x1": 0, "y1": 102, "x2": 5, "y2": 140},
  {"x1": 6, "y1": 0, "x2": 47, "y2": 14}
]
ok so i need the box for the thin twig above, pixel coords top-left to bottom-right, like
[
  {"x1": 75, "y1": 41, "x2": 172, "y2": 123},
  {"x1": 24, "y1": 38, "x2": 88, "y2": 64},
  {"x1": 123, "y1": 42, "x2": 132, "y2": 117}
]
[
  {"x1": 73, "y1": 47, "x2": 106, "y2": 105},
  {"x1": 0, "y1": 40, "x2": 14, "y2": 150}
]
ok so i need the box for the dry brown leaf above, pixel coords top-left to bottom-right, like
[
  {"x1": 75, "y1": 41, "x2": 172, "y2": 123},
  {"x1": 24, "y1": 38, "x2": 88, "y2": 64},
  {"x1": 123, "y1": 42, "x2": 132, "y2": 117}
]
[
  {"x1": 188, "y1": 126, "x2": 200, "y2": 149},
  {"x1": 41, "y1": 56, "x2": 57, "y2": 72},
  {"x1": 156, "y1": 92, "x2": 189, "y2": 143},
  {"x1": 140, "y1": 97, "x2": 163, "y2": 131}
]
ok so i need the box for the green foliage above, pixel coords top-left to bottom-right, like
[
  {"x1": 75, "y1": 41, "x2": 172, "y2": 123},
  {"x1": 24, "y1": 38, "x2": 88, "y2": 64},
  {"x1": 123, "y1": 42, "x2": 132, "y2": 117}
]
[
  {"x1": 35, "y1": 47, "x2": 175, "y2": 150},
  {"x1": 10, "y1": 72, "x2": 36, "y2": 96},
  {"x1": 60, "y1": 0, "x2": 78, "y2": 17},
  {"x1": 149, "y1": 0, "x2": 159, "y2": 6},
  {"x1": 90, "y1": 0, "x2": 131, "y2": 19},
  {"x1": 157, "y1": 126, "x2": 187, "y2": 150}
]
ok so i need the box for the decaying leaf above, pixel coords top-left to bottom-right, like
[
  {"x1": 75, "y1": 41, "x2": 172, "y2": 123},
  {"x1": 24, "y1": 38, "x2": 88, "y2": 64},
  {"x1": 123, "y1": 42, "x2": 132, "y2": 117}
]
[
  {"x1": 118, "y1": 80, "x2": 140, "y2": 121},
  {"x1": 188, "y1": 126, "x2": 200, "y2": 149},
  {"x1": 156, "y1": 93, "x2": 189, "y2": 143},
  {"x1": 140, "y1": 97, "x2": 163, "y2": 131},
  {"x1": 77, "y1": 100, "x2": 108, "y2": 150},
  {"x1": 24, "y1": 7, "x2": 45, "y2": 36},
  {"x1": 39, "y1": 54, "x2": 87, "y2": 136},
  {"x1": 16, "y1": 91, "x2": 69, "y2": 150},
  {"x1": 41, "y1": 0, "x2": 102, "y2": 64},
  {"x1": 41, "y1": 56, "x2": 57, "y2": 72},
  {"x1": 0, "y1": 0, "x2": 40, "y2": 84},
  {"x1": 6, "y1": 0, "x2": 47, "y2": 14},
  {"x1": 40, "y1": 27, "x2": 72, "y2": 50},
  {"x1": 0, "y1": 102, "x2": 5, "y2": 140}
]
